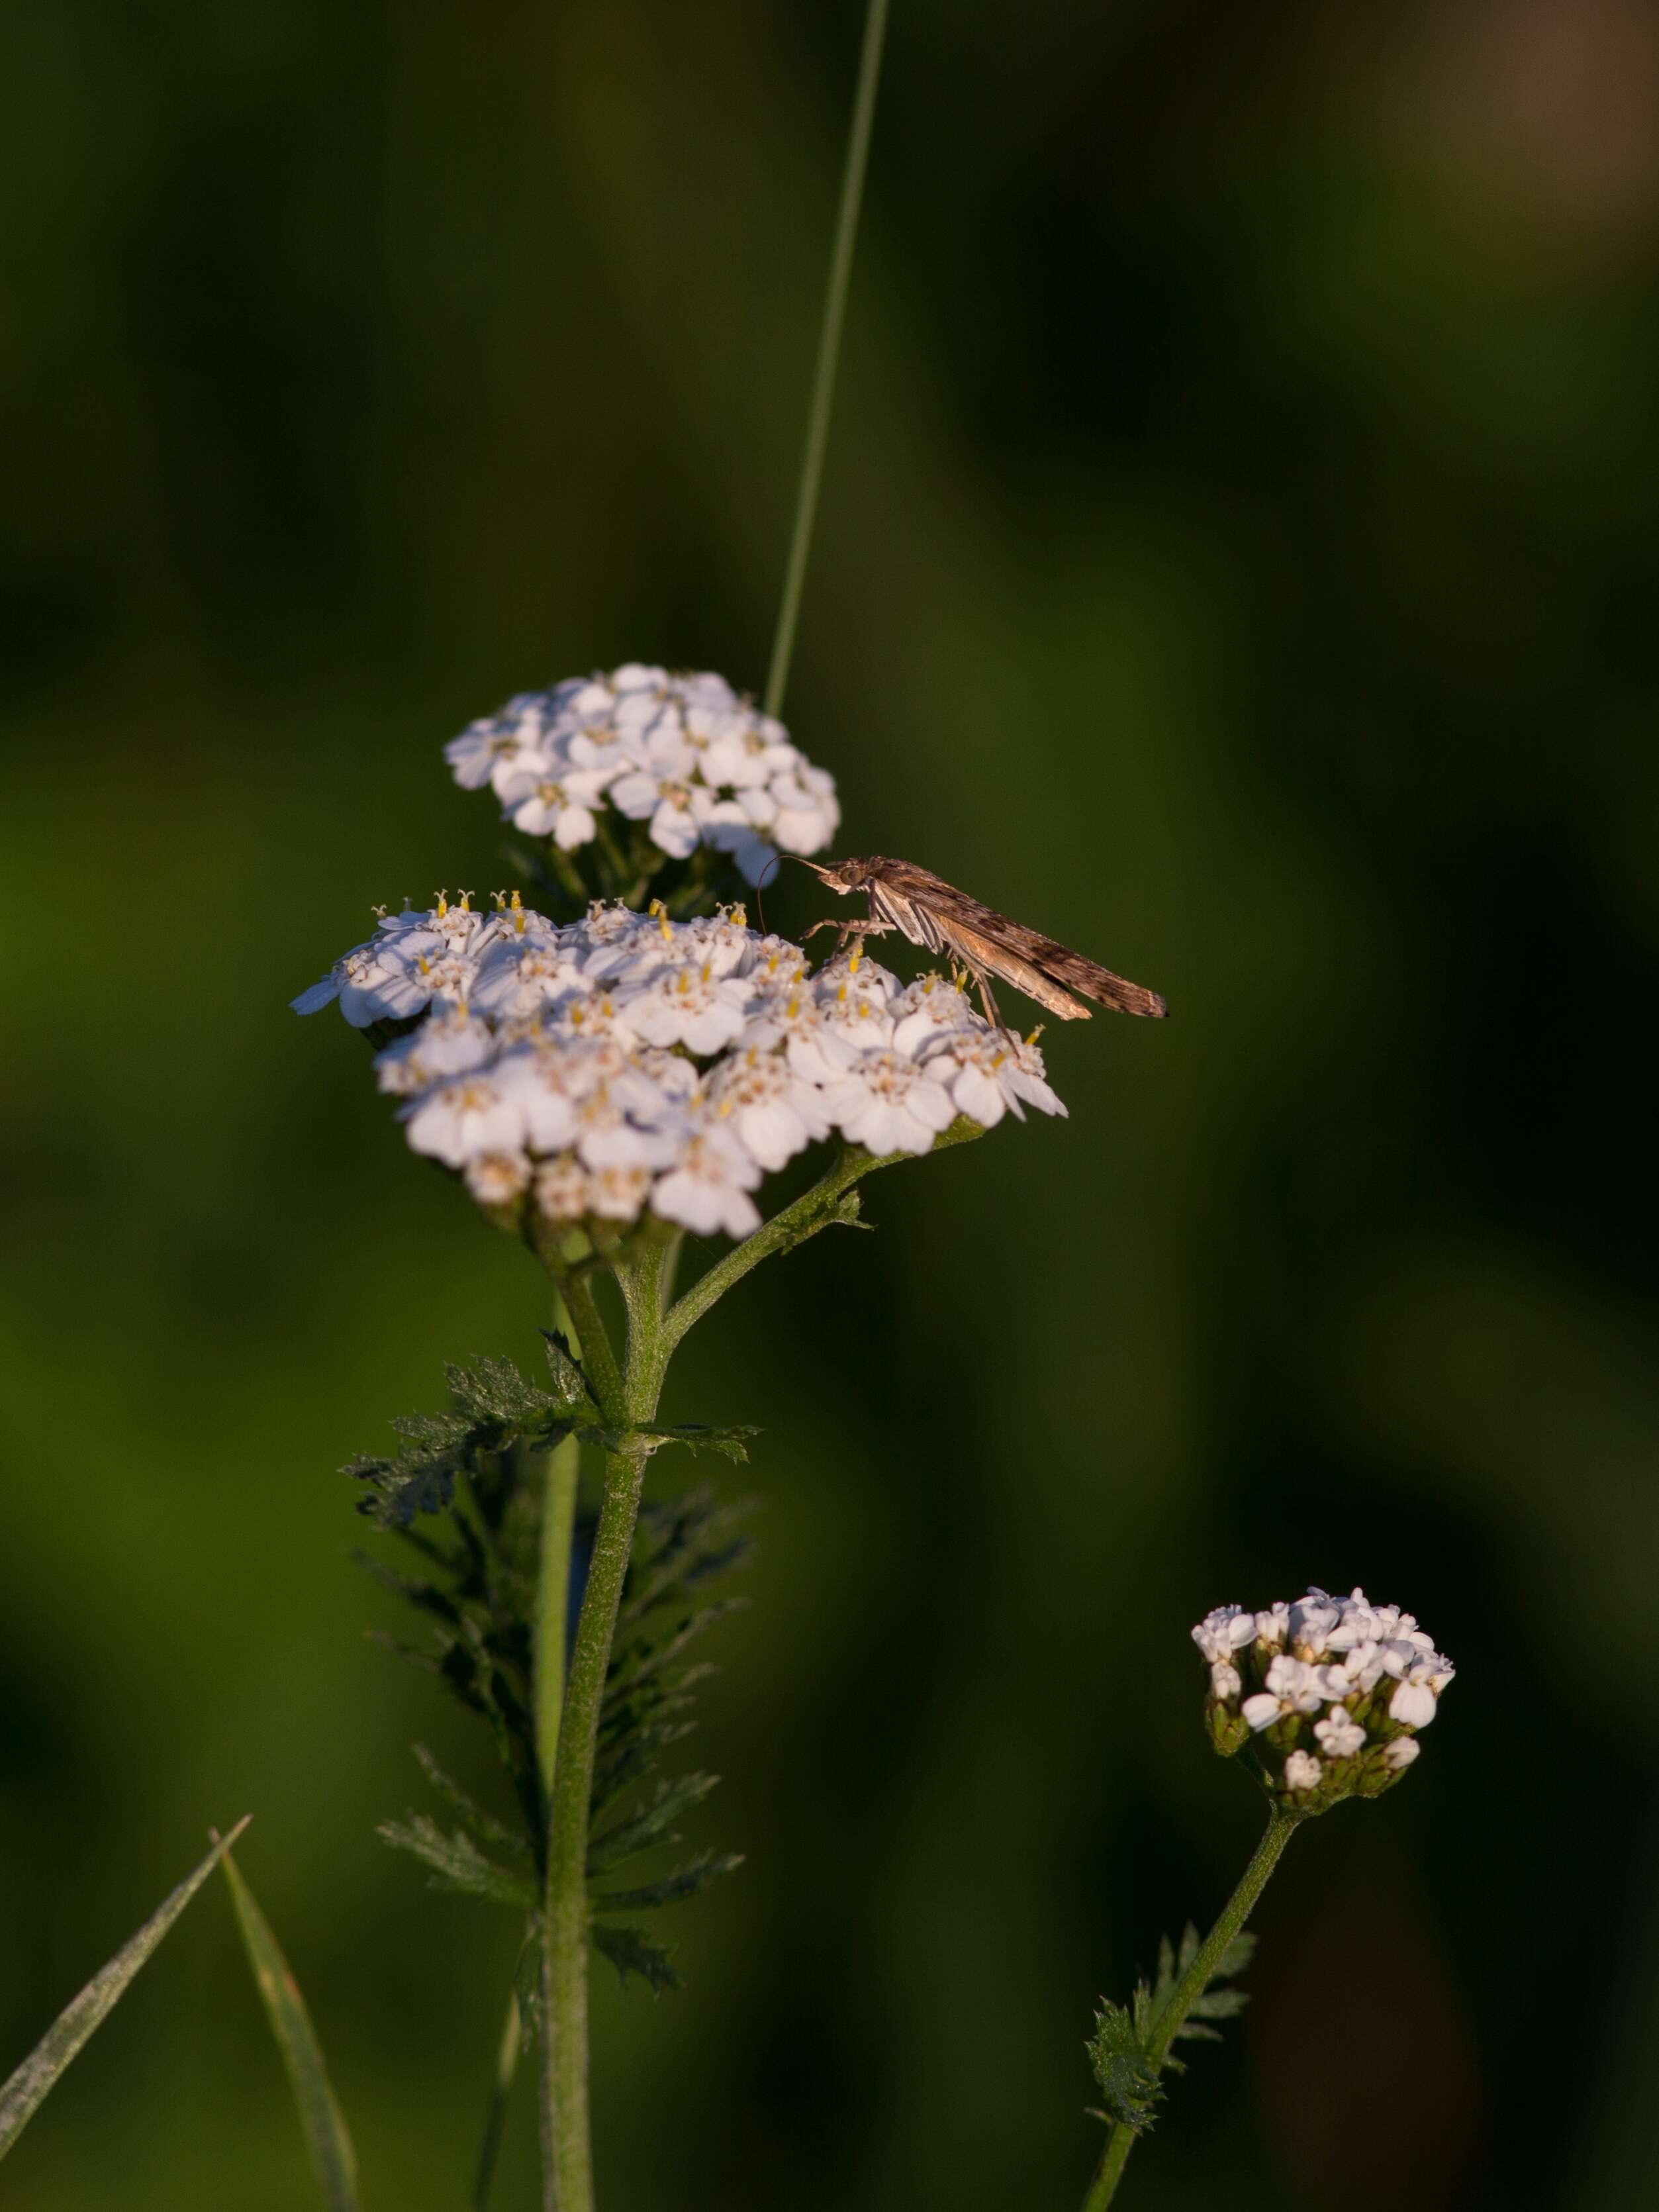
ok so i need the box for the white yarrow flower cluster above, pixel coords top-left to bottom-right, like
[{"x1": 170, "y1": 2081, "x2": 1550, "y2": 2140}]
[
  {"x1": 445, "y1": 665, "x2": 839, "y2": 885},
  {"x1": 1192, "y1": 1587, "x2": 1454, "y2": 1813},
  {"x1": 292, "y1": 891, "x2": 1065, "y2": 1241}
]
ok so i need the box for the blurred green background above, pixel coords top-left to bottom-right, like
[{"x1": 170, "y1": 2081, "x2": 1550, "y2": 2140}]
[{"x1": 4, "y1": 1, "x2": 1658, "y2": 2205}]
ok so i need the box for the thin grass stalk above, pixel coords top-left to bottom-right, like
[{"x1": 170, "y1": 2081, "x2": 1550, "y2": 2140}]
[{"x1": 763, "y1": 0, "x2": 893, "y2": 718}]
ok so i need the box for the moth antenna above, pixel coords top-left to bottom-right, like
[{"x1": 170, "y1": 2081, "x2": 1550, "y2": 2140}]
[
  {"x1": 755, "y1": 851, "x2": 826, "y2": 937},
  {"x1": 754, "y1": 852, "x2": 779, "y2": 934}
]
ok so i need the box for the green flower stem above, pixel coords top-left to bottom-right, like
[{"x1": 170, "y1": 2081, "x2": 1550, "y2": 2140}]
[
  {"x1": 470, "y1": 1972, "x2": 524, "y2": 2212},
  {"x1": 539, "y1": 1240, "x2": 677, "y2": 2212},
  {"x1": 763, "y1": 0, "x2": 892, "y2": 718},
  {"x1": 661, "y1": 1121, "x2": 984, "y2": 1357},
  {"x1": 557, "y1": 1266, "x2": 626, "y2": 1427},
  {"x1": 534, "y1": 1433, "x2": 582, "y2": 1806},
  {"x1": 1081, "y1": 1810, "x2": 1300, "y2": 2212},
  {"x1": 530, "y1": 1122, "x2": 979, "y2": 2207}
]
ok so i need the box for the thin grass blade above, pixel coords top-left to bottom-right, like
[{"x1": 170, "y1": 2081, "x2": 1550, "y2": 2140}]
[
  {"x1": 0, "y1": 1815, "x2": 252, "y2": 2158},
  {"x1": 220, "y1": 1847, "x2": 359, "y2": 2212}
]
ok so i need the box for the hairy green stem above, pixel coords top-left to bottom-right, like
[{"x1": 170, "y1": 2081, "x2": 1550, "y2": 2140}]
[
  {"x1": 534, "y1": 1433, "x2": 582, "y2": 1813},
  {"x1": 538, "y1": 1241, "x2": 677, "y2": 2211},
  {"x1": 470, "y1": 1973, "x2": 524, "y2": 2212},
  {"x1": 763, "y1": 0, "x2": 892, "y2": 718},
  {"x1": 1081, "y1": 1811, "x2": 1299, "y2": 2212},
  {"x1": 662, "y1": 1122, "x2": 982, "y2": 1357},
  {"x1": 557, "y1": 1267, "x2": 626, "y2": 1426}
]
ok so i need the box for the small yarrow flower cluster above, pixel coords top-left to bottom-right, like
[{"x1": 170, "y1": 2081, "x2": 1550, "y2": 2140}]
[
  {"x1": 1192, "y1": 1588, "x2": 1454, "y2": 1815},
  {"x1": 292, "y1": 890, "x2": 1065, "y2": 1241},
  {"x1": 446, "y1": 664, "x2": 839, "y2": 885}
]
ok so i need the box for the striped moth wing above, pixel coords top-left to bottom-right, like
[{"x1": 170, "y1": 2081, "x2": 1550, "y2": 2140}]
[{"x1": 854, "y1": 857, "x2": 1167, "y2": 1022}]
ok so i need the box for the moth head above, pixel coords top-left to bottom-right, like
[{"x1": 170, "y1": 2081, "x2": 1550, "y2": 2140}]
[{"x1": 800, "y1": 856, "x2": 873, "y2": 896}]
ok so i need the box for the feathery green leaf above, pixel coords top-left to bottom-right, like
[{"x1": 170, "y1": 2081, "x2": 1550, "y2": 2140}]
[
  {"x1": 587, "y1": 1773, "x2": 720, "y2": 1874},
  {"x1": 378, "y1": 1815, "x2": 538, "y2": 1910},
  {"x1": 591, "y1": 1923, "x2": 681, "y2": 1996},
  {"x1": 591, "y1": 1850, "x2": 744, "y2": 1913}
]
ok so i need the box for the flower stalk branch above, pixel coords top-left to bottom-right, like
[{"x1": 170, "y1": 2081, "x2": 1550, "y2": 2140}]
[
  {"x1": 661, "y1": 1120, "x2": 983, "y2": 1356},
  {"x1": 1082, "y1": 1811, "x2": 1299, "y2": 2212}
]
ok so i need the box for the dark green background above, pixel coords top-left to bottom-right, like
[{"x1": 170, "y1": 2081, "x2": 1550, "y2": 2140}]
[{"x1": 4, "y1": 3, "x2": 1657, "y2": 2205}]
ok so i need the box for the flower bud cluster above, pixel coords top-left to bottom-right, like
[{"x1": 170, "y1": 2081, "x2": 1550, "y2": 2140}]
[
  {"x1": 292, "y1": 891, "x2": 1065, "y2": 1241},
  {"x1": 1191, "y1": 1588, "x2": 1454, "y2": 1815},
  {"x1": 445, "y1": 665, "x2": 839, "y2": 884}
]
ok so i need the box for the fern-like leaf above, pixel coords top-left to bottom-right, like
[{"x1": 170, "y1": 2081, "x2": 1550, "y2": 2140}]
[
  {"x1": 591, "y1": 1923, "x2": 681, "y2": 1996},
  {"x1": 377, "y1": 1815, "x2": 537, "y2": 1910},
  {"x1": 1089, "y1": 1926, "x2": 1258, "y2": 2132}
]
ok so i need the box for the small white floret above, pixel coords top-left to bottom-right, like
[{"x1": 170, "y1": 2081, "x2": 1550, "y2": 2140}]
[
  {"x1": 1313, "y1": 1707, "x2": 1365, "y2": 1758},
  {"x1": 1284, "y1": 1750, "x2": 1323, "y2": 1792},
  {"x1": 464, "y1": 1151, "x2": 532, "y2": 1206},
  {"x1": 1191, "y1": 1605, "x2": 1258, "y2": 1663}
]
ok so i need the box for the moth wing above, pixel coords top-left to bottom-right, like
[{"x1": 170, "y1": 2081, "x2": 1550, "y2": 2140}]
[
  {"x1": 878, "y1": 864, "x2": 1168, "y2": 1019},
  {"x1": 1033, "y1": 945, "x2": 1167, "y2": 1020},
  {"x1": 862, "y1": 859, "x2": 1168, "y2": 1020},
  {"x1": 870, "y1": 878, "x2": 947, "y2": 955},
  {"x1": 941, "y1": 921, "x2": 1094, "y2": 1021}
]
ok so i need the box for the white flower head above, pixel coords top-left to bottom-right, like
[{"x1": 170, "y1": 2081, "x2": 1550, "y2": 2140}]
[
  {"x1": 451, "y1": 667, "x2": 841, "y2": 887},
  {"x1": 1197, "y1": 1584, "x2": 1452, "y2": 1814},
  {"x1": 295, "y1": 885, "x2": 1068, "y2": 1243}
]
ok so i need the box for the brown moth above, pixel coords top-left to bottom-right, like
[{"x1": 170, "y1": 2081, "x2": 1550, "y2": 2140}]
[{"x1": 800, "y1": 855, "x2": 1167, "y2": 1028}]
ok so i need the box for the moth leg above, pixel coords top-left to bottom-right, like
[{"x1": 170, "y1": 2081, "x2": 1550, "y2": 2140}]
[
  {"x1": 804, "y1": 916, "x2": 895, "y2": 954},
  {"x1": 971, "y1": 971, "x2": 1004, "y2": 1030}
]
